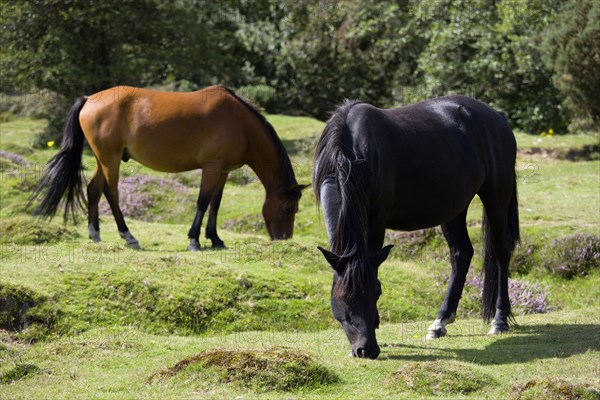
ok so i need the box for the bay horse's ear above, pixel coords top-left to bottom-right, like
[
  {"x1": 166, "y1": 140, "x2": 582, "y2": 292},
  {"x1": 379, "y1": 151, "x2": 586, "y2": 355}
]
[
  {"x1": 370, "y1": 245, "x2": 394, "y2": 269},
  {"x1": 317, "y1": 246, "x2": 347, "y2": 274},
  {"x1": 291, "y1": 184, "x2": 310, "y2": 193}
]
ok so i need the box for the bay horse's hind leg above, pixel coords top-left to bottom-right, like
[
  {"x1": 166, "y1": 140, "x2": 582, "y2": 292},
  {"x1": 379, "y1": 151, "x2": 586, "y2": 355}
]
[
  {"x1": 188, "y1": 165, "x2": 225, "y2": 251},
  {"x1": 87, "y1": 163, "x2": 105, "y2": 242},
  {"x1": 427, "y1": 208, "x2": 473, "y2": 339},
  {"x1": 205, "y1": 172, "x2": 228, "y2": 248},
  {"x1": 101, "y1": 159, "x2": 141, "y2": 250}
]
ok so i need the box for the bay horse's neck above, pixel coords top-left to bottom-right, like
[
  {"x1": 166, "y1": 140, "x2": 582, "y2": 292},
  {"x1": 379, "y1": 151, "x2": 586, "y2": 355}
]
[{"x1": 245, "y1": 121, "x2": 296, "y2": 196}]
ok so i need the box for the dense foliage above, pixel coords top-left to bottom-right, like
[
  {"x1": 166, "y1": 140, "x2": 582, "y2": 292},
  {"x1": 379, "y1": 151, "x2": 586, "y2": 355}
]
[{"x1": 1, "y1": 0, "x2": 598, "y2": 138}]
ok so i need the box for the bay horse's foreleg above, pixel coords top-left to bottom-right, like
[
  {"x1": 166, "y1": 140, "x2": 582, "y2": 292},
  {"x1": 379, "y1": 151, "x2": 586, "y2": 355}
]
[
  {"x1": 87, "y1": 163, "x2": 105, "y2": 242},
  {"x1": 205, "y1": 172, "x2": 228, "y2": 248},
  {"x1": 187, "y1": 165, "x2": 225, "y2": 251},
  {"x1": 427, "y1": 208, "x2": 473, "y2": 340},
  {"x1": 101, "y1": 160, "x2": 141, "y2": 250}
]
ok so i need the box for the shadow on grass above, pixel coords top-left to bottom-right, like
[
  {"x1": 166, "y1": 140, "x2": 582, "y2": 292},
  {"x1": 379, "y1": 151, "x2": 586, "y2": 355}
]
[{"x1": 382, "y1": 323, "x2": 600, "y2": 365}]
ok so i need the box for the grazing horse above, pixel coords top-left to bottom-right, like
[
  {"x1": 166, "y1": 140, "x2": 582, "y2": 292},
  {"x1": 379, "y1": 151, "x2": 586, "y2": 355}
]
[
  {"x1": 30, "y1": 86, "x2": 307, "y2": 250},
  {"x1": 314, "y1": 96, "x2": 519, "y2": 359}
]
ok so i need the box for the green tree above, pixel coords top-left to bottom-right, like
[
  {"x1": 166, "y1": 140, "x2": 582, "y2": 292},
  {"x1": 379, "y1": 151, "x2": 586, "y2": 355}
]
[
  {"x1": 0, "y1": 0, "x2": 244, "y2": 143},
  {"x1": 416, "y1": 0, "x2": 567, "y2": 134},
  {"x1": 542, "y1": 0, "x2": 600, "y2": 127}
]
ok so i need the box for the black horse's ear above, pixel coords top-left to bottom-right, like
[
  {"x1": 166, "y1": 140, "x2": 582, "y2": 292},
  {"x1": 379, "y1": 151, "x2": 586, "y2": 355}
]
[
  {"x1": 317, "y1": 246, "x2": 347, "y2": 274},
  {"x1": 370, "y1": 245, "x2": 394, "y2": 269}
]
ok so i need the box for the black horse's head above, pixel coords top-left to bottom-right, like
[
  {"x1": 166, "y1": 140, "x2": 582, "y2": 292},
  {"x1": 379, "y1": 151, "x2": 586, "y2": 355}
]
[{"x1": 318, "y1": 245, "x2": 393, "y2": 359}]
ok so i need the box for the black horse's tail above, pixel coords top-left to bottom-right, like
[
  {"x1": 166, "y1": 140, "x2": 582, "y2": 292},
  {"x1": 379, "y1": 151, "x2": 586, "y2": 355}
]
[
  {"x1": 28, "y1": 96, "x2": 88, "y2": 222},
  {"x1": 482, "y1": 177, "x2": 520, "y2": 322}
]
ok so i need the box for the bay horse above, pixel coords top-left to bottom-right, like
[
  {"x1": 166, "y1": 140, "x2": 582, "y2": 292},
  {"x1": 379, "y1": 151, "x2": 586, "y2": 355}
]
[
  {"x1": 314, "y1": 96, "x2": 519, "y2": 359},
  {"x1": 29, "y1": 86, "x2": 307, "y2": 250}
]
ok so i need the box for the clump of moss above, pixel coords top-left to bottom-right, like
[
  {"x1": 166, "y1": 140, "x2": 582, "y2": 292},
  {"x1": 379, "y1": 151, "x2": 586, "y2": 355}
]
[
  {"x1": 148, "y1": 347, "x2": 338, "y2": 392},
  {"x1": 388, "y1": 361, "x2": 492, "y2": 396},
  {"x1": 0, "y1": 215, "x2": 80, "y2": 245},
  {"x1": 510, "y1": 378, "x2": 599, "y2": 400},
  {"x1": 0, "y1": 363, "x2": 40, "y2": 384}
]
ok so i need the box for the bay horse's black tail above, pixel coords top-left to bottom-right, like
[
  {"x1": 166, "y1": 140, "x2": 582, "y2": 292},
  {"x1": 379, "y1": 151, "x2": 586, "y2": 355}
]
[
  {"x1": 482, "y1": 177, "x2": 520, "y2": 322},
  {"x1": 28, "y1": 96, "x2": 88, "y2": 222}
]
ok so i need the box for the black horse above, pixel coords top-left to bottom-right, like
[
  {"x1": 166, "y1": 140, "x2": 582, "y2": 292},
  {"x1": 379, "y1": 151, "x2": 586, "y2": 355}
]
[{"x1": 314, "y1": 96, "x2": 519, "y2": 359}]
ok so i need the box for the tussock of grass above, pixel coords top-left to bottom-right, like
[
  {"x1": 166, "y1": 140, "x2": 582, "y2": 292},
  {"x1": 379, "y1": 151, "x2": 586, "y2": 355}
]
[
  {"x1": 0, "y1": 283, "x2": 59, "y2": 339},
  {"x1": 510, "y1": 378, "x2": 600, "y2": 400},
  {"x1": 0, "y1": 215, "x2": 80, "y2": 244},
  {"x1": 0, "y1": 364, "x2": 40, "y2": 384},
  {"x1": 148, "y1": 347, "x2": 338, "y2": 391},
  {"x1": 222, "y1": 213, "x2": 265, "y2": 234},
  {"x1": 387, "y1": 360, "x2": 492, "y2": 396}
]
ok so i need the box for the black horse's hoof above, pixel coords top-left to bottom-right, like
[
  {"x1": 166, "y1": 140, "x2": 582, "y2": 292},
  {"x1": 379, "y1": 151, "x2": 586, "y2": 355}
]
[
  {"x1": 426, "y1": 327, "x2": 447, "y2": 340},
  {"x1": 188, "y1": 239, "x2": 201, "y2": 252},
  {"x1": 211, "y1": 241, "x2": 226, "y2": 249},
  {"x1": 488, "y1": 321, "x2": 510, "y2": 335}
]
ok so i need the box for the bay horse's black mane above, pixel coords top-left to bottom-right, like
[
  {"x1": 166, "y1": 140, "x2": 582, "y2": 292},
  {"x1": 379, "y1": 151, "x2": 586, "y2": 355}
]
[
  {"x1": 219, "y1": 86, "x2": 297, "y2": 188},
  {"x1": 314, "y1": 99, "x2": 375, "y2": 298}
]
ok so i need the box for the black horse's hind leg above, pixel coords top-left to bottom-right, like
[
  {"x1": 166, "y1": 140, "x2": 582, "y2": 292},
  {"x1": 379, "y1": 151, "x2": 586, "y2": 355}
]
[
  {"x1": 188, "y1": 165, "x2": 224, "y2": 251},
  {"x1": 482, "y1": 203, "x2": 512, "y2": 334},
  {"x1": 87, "y1": 164, "x2": 105, "y2": 242},
  {"x1": 427, "y1": 208, "x2": 473, "y2": 339},
  {"x1": 205, "y1": 173, "x2": 228, "y2": 248}
]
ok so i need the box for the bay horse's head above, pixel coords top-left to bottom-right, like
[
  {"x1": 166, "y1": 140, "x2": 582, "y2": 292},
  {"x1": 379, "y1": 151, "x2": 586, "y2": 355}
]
[
  {"x1": 263, "y1": 184, "x2": 308, "y2": 240},
  {"x1": 318, "y1": 245, "x2": 393, "y2": 359}
]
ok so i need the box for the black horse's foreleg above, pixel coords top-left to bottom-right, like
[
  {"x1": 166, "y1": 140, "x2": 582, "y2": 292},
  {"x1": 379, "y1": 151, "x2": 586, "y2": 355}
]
[
  {"x1": 427, "y1": 209, "x2": 472, "y2": 339},
  {"x1": 205, "y1": 173, "x2": 228, "y2": 248}
]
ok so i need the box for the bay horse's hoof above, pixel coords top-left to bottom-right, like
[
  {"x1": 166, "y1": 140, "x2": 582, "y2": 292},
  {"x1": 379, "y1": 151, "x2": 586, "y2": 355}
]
[
  {"x1": 211, "y1": 241, "x2": 226, "y2": 249},
  {"x1": 88, "y1": 224, "x2": 101, "y2": 242},
  {"x1": 426, "y1": 327, "x2": 447, "y2": 340},
  {"x1": 488, "y1": 321, "x2": 509, "y2": 335},
  {"x1": 188, "y1": 239, "x2": 201, "y2": 252}
]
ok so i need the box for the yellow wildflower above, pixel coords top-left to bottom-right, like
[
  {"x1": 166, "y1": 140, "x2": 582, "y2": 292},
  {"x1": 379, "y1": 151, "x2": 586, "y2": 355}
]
[{"x1": 47, "y1": 140, "x2": 55, "y2": 147}]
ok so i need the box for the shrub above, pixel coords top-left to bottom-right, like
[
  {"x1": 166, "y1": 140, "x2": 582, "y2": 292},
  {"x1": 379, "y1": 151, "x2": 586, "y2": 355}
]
[
  {"x1": 237, "y1": 85, "x2": 277, "y2": 111},
  {"x1": 542, "y1": 234, "x2": 600, "y2": 278},
  {"x1": 464, "y1": 274, "x2": 549, "y2": 315}
]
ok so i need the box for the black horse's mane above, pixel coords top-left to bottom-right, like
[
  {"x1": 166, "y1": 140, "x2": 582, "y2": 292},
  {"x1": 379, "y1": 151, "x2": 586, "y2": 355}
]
[
  {"x1": 314, "y1": 99, "x2": 376, "y2": 298},
  {"x1": 219, "y1": 86, "x2": 297, "y2": 189}
]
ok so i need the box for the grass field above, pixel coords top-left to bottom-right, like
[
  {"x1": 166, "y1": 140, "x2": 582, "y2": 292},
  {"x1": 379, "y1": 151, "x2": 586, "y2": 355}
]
[{"x1": 0, "y1": 114, "x2": 599, "y2": 399}]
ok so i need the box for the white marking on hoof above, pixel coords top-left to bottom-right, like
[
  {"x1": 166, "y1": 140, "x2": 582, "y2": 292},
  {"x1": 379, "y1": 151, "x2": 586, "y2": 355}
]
[
  {"x1": 120, "y1": 231, "x2": 141, "y2": 250},
  {"x1": 425, "y1": 315, "x2": 454, "y2": 340},
  {"x1": 88, "y1": 224, "x2": 101, "y2": 242},
  {"x1": 488, "y1": 321, "x2": 509, "y2": 335}
]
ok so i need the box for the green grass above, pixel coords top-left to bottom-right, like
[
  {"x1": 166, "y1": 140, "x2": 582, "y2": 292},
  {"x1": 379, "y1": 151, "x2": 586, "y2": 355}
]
[{"x1": 0, "y1": 115, "x2": 599, "y2": 398}]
